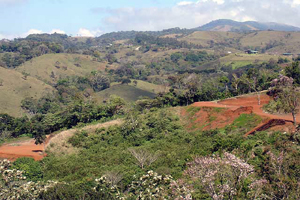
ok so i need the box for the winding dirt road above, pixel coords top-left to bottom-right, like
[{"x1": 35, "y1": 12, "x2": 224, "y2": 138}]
[{"x1": 0, "y1": 119, "x2": 122, "y2": 161}]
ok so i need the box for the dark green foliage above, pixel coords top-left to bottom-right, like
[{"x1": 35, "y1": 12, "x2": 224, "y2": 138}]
[
  {"x1": 12, "y1": 157, "x2": 43, "y2": 181},
  {"x1": 285, "y1": 61, "x2": 300, "y2": 85}
]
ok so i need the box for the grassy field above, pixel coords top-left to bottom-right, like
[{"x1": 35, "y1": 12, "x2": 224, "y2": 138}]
[
  {"x1": 16, "y1": 54, "x2": 116, "y2": 84},
  {"x1": 111, "y1": 79, "x2": 168, "y2": 94},
  {"x1": 220, "y1": 53, "x2": 282, "y2": 69},
  {"x1": 96, "y1": 84, "x2": 156, "y2": 102},
  {"x1": 0, "y1": 67, "x2": 54, "y2": 117},
  {"x1": 179, "y1": 31, "x2": 242, "y2": 47}
]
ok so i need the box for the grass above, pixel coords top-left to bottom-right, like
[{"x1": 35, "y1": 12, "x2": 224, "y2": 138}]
[
  {"x1": 181, "y1": 31, "x2": 300, "y2": 54},
  {"x1": 129, "y1": 80, "x2": 169, "y2": 94},
  {"x1": 220, "y1": 53, "x2": 281, "y2": 69},
  {"x1": 96, "y1": 84, "x2": 157, "y2": 102},
  {"x1": 220, "y1": 113, "x2": 263, "y2": 133},
  {"x1": 0, "y1": 67, "x2": 54, "y2": 117},
  {"x1": 15, "y1": 53, "x2": 115, "y2": 84},
  {"x1": 111, "y1": 80, "x2": 169, "y2": 94}
]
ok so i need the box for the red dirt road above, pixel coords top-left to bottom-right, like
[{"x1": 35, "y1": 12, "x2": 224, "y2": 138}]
[
  {"x1": 193, "y1": 94, "x2": 300, "y2": 123},
  {"x1": 0, "y1": 139, "x2": 45, "y2": 161},
  {"x1": 192, "y1": 94, "x2": 299, "y2": 135}
]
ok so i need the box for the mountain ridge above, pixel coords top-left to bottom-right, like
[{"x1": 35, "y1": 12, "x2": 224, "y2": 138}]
[{"x1": 196, "y1": 19, "x2": 300, "y2": 32}]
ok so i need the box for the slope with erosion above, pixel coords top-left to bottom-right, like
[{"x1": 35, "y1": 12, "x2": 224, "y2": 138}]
[
  {"x1": 183, "y1": 93, "x2": 299, "y2": 135},
  {"x1": 15, "y1": 53, "x2": 116, "y2": 84},
  {"x1": 0, "y1": 67, "x2": 54, "y2": 117}
]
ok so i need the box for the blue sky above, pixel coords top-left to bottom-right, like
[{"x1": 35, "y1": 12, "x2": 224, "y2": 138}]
[{"x1": 1, "y1": 0, "x2": 300, "y2": 39}]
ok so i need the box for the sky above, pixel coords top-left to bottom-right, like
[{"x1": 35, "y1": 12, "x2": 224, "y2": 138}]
[{"x1": 1, "y1": 0, "x2": 300, "y2": 39}]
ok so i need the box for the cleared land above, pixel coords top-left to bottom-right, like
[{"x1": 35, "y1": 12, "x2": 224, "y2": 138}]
[
  {"x1": 96, "y1": 84, "x2": 157, "y2": 102},
  {"x1": 188, "y1": 93, "x2": 299, "y2": 134},
  {"x1": 16, "y1": 53, "x2": 115, "y2": 84},
  {"x1": 220, "y1": 53, "x2": 282, "y2": 69},
  {"x1": 0, "y1": 67, "x2": 54, "y2": 117}
]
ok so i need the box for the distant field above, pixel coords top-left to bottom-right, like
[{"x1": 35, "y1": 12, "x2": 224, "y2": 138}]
[
  {"x1": 220, "y1": 53, "x2": 282, "y2": 69},
  {"x1": 96, "y1": 84, "x2": 156, "y2": 102},
  {"x1": 128, "y1": 79, "x2": 168, "y2": 93},
  {"x1": 179, "y1": 31, "x2": 242, "y2": 47},
  {"x1": 16, "y1": 54, "x2": 115, "y2": 84},
  {"x1": 0, "y1": 67, "x2": 53, "y2": 117}
]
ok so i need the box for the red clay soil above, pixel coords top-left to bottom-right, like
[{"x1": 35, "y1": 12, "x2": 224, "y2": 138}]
[
  {"x1": 0, "y1": 136, "x2": 51, "y2": 161},
  {"x1": 191, "y1": 94, "x2": 300, "y2": 135},
  {"x1": 186, "y1": 106, "x2": 254, "y2": 130}
]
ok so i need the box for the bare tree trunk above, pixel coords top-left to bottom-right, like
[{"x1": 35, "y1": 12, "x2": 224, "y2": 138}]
[
  {"x1": 43, "y1": 141, "x2": 46, "y2": 156},
  {"x1": 292, "y1": 111, "x2": 297, "y2": 126},
  {"x1": 257, "y1": 92, "x2": 261, "y2": 105}
]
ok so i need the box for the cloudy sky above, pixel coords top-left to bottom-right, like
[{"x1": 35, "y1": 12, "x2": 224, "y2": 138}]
[{"x1": 1, "y1": 0, "x2": 300, "y2": 39}]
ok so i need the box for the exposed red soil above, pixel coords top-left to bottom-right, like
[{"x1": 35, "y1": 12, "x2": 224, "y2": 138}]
[
  {"x1": 0, "y1": 139, "x2": 46, "y2": 161},
  {"x1": 189, "y1": 94, "x2": 300, "y2": 135},
  {"x1": 186, "y1": 106, "x2": 254, "y2": 130}
]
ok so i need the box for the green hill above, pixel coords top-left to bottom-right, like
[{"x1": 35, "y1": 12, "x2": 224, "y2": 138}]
[
  {"x1": 180, "y1": 30, "x2": 300, "y2": 54},
  {"x1": 15, "y1": 54, "x2": 115, "y2": 84},
  {"x1": 96, "y1": 84, "x2": 156, "y2": 102},
  {"x1": 0, "y1": 67, "x2": 53, "y2": 117}
]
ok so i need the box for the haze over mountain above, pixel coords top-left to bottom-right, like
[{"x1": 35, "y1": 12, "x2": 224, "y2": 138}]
[{"x1": 196, "y1": 19, "x2": 300, "y2": 32}]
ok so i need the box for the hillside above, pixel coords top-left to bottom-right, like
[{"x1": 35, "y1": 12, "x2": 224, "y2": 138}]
[
  {"x1": 96, "y1": 84, "x2": 156, "y2": 102},
  {"x1": 0, "y1": 67, "x2": 53, "y2": 117},
  {"x1": 180, "y1": 30, "x2": 300, "y2": 54},
  {"x1": 196, "y1": 19, "x2": 300, "y2": 32},
  {"x1": 15, "y1": 54, "x2": 115, "y2": 84}
]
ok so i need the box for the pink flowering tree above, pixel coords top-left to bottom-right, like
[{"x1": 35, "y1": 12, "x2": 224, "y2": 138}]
[{"x1": 185, "y1": 152, "x2": 254, "y2": 200}]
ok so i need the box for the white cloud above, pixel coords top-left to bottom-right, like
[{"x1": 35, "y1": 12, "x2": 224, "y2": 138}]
[
  {"x1": 0, "y1": 28, "x2": 67, "y2": 40},
  {"x1": 24, "y1": 29, "x2": 43, "y2": 36},
  {"x1": 76, "y1": 28, "x2": 103, "y2": 37},
  {"x1": 77, "y1": 28, "x2": 94, "y2": 37},
  {"x1": 92, "y1": 0, "x2": 300, "y2": 32}
]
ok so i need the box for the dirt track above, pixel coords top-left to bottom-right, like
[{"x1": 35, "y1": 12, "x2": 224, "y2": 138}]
[
  {"x1": 193, "y1": 94, "x2": 299, "y2": 135},
  {"x1": 0, "y1": 119, "x2": 122, "y2": 161},
  {"x1": 194, "y1": 94, "x2": 299, "y2": 122}
]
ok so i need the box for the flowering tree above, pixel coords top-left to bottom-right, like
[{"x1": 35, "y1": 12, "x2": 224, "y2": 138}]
[
  {"x1": 94, "y1": 171, "x2": 192, "y2": 200},
  {"x1": 185, "y1": 152, "x2": 254, "y2": 200},
  {"x1": 0, "y1": 159, "x2": 60, "y2": 200}
]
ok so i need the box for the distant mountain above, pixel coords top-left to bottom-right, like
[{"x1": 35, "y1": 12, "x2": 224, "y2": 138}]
[{"x1": 195, "y1": 19, "x2": 300, "y2": 32}]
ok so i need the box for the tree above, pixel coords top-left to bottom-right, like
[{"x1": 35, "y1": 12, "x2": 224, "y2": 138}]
[
  {"x1": 89, "y1": 73, "x2": 110, "y2": 92},
  {"x1": 241, "y1": 71, "x2": 261, "y2": 105},
  {"x1": 129, "y1": 148, "x2": 158, "y2": 169},
  {"x1": 285, "y1": 61, "x2": 300, "y2": 85},
  {"x1": 185, "y1": 152, "x2": 254, "y2": 200},
  {"x1": 275, "y1": 86, "x2": 300, "y2": 126},
  {"x1": 266, "y1": 76, "x2": 299, "y2": 126},
  {"x1": 32, "y1": 122, "x2": 47, "y2": 153}
]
